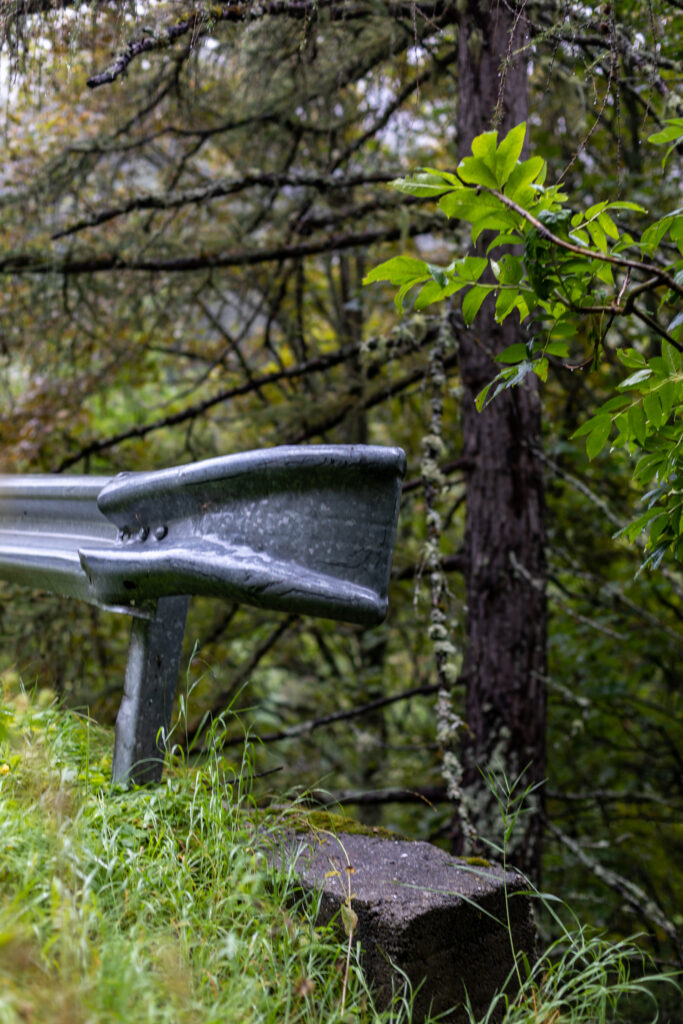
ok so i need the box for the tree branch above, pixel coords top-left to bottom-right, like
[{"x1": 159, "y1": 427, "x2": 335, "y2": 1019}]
[
  {"x1": 85, "y1": 1, "x2": 456, "y2": 89},
  {"x1": 545, "y1": 818, "x2": 681, "y2": 950},
  {"x1": 54, "y1": 320, "x2": 438, "y2": 470},
  {"x1": 303, "y1": 784, "x2": 448, "y2": 806},
  {"x1": 2, "y1": 219, "x2": 441, "y2": 277},
  {"x1": 489, "y1": 186, "x2": 683, "y2": 298},
  {"x1": 54, "y1": 341, "x2": 361, "y2": 470},
  {"x1": 220, "y1": 682, "x2": 442, "y2": 748},
  {"x1": 185, "y1": 613, "x2": 300, "y2": 748},
  {"x1": 50, "y1": 172, "x2": 401, "y2": 240}
]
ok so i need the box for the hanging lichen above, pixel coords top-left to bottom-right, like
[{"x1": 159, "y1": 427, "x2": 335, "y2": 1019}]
[{"x1": 421, "y1": 317, "x2": 473, "y2": 844}]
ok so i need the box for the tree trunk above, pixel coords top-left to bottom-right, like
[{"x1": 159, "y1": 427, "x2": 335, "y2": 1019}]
[{"x1": 451, "y1": 1, "x2": 547, "y2": 880}]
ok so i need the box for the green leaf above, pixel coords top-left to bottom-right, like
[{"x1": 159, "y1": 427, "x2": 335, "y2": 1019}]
[
  {"x1": 597, "y1": 211, "x2": 619, "y2": 239},
  {"x1": 471, "y1": 211, "x2": 519, "y2": 245},
  {"x1": 475, "y1": 380, "x2": 495, "y2": 411},
  {"x1": 614, "y1": 506, "x2": 662, "y2": 542},
  {"x1": 643, "y1": 392, "x2": 664, "y2": 429},
  {"x1": 504, "y1": 155, "x2": 545, "y2": 201},
  {"x1": 494, "y1": 254, "x2": 524, "y2": 286},
  {"x1": 585, "y1": 415, "x2": 612, "y2": 459},
  {"x1": 646, "y1": 357, "x2": 669, "y2": 378},
  {"x1": 628, "y1": 403, "x2": 647, "y2": 445},
  {"x1": 494, "y1": 122, "x2": 526, "y2": 186},
  {"x1": 363, "y1": 255, "x2": 432, "y2": 313},
  {"x1": 394, "y1": 279, "x2": 421, "y2": 312},
  {"x1": 390, "y1": 171, "x2": 458, "y2": 197},
  {"x1": 486, "y1": 232, "x2": 525, "y2": 253},
  {"x1": 413, "y1": 278, "x2": 465, "y2": 310},
  {"x1": 419, "y1": 166, "x2": 461, "y2": 183},
  {"x1": 476, "y1": 362, "x2": 535, "y2": 409},
  {"x1": 658, "y1": 380, "x2": 677, "y2": 420},
  {"x1": 363, "y1": 255, "x2": 429, "y2": 286},
  {"x1": 471, "y1": 129, "x2": 498, "y2": 164},
  {"x1": 587, "y1": 220, "x2": 608, "y2": 253},
  {"x1": 648, "y1": 118, "x2": 683, "y2": 167},
  {"x1": 648, "y1": 119, "x2": 683, "y2": 145},
  {"x1": 544, "y1": 340, "x2": 570, "y2": 358},
  {"x1": 604, "y1": 201, "x2": 648, "y2": 215},
  {"x1": 568, "y1": 229, "x2": 590, "y2": 247},
  {"x1": 462, "y1": 284, "x2": 494, "y2": 325},
  {"x1": 668, "y1": 310, "x2": 683, "y2": 337},
  {"x1": 458, "y1": 256, "x2": 489, "y2": 282},
  {"x1": 572, "y1": 414, "x2": 602, "y2": 439},
  {"x1": 594, "y1": 261, "x2": 615, "y2": 286},
  {"x1": 439, "y1": 187, "x2": 501, "y2": 222},
  {"x1": 613, "y1": 411, "x2": 630, "y2": 446},
  {"x1": 549, "y1": 320, "x2": 576, "y2": 340},
  {"x1": 458, "y1": 156, "x2": 499, "y2": 190},
  {"x1": 648, "y1": 513, "x2": 670, "y2": 546},
  {"x1": 641, "y1": 217, "x2": 674, "y2": 253},
  {"x1": 619, "y1": 368, "x2": 654, "y2": 389},
  {"x1": 662, "y1": 341, "x2": 682, "y2": 372},
  {"x1": 495, "y1": 342, "x2": 527, "y2": 364},
  {"x1": 617, "y1": 348, "x2": 647, "y2": 369},
  {"x1": 585, "y1": 201, "x2": 608, "y2": 220},
  {"x1": 600, "y1": 395, "x2": 631, "y2": 413},
  {"x1": 427, "y1": 263, "x2": 449, "y2": 288},
  {"x1": 533, "y1": 357, "x2": 549, "y2": 381},
  {"x1": 634, "y1": 451, "x2": 665, "y2": 485},
  {"x1": 494, "y1": 289, "x2": 521, "y2": 323}
]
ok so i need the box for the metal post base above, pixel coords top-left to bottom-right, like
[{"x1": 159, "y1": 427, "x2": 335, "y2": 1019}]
[{"x1": 112, "y1": 595, "x2": 190, "y2": 785}]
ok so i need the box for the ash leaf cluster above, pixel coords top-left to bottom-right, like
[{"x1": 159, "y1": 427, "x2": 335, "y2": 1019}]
[{"x1": 365, "y1": 120, "x2": 683, "y2": 569}]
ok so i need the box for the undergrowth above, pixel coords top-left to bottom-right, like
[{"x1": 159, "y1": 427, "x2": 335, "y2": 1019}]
[
  {"x1": 467, "y1": 772, "x2": 681, "y2": 1024},
  {"x1": 0, "y1": 688, "x2": 419, "y2": 1024},
  {"x1": 0, "y1": 687, "x2": 679, "y2": 1023}
]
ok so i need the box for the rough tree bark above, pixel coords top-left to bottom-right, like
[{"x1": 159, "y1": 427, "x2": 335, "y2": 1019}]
[{"x1": 451, "y1": 1, "x2": 547, "y2": 880}]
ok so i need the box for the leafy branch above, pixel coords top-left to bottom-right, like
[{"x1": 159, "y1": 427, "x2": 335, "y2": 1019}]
[
  {"x1": 364, "y1": 119, "x2": 683, "y2": 568},
  {"x1": 365, "y1": 120, "x2": 682, "y2": 345}
]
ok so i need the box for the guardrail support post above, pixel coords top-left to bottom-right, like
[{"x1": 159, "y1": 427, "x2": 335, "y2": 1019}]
[{"x1": 112, "y1": 595, "x2": 190, "y2": 785}]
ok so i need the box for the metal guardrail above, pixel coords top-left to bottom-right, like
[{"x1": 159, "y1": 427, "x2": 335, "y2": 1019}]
[{"x1": 0, "y1": 445, "x2": 406, "y2": 784}]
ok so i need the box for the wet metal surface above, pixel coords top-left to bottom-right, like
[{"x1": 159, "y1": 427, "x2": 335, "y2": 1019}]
[
  {"x1": 0, "y1": 445, "x2": 406, "y2": 625},
  {"x1": 0, "y1": 445, "x2": 406, "y2": 783}
]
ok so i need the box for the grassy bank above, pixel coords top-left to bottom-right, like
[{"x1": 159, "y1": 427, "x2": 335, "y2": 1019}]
[
  {"x1": 0, "y1": 691, "x2": 408, "y2": 1024},
  {"x1": 0, "y1": 689, "x2": 677, "y2": 1023}
]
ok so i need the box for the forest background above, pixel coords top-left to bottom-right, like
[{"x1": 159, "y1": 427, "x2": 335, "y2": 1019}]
[{"x1": 0, "y1": 0, "x2": 681, "y2": 1009}]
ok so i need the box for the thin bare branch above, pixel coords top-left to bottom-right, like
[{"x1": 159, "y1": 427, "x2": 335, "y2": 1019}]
[
  {"x1": 50, "y1": 172, "x2": 402, "y2": 240},
  {"x1": 84, "y1": 1, "x2": 455, "y2": 89},
  {"x1": 2, "y1": 218, "x2": 441, "y2": 277},
  {"x1": 223, "y1": 681, "x2": 442, "y2": 747}
]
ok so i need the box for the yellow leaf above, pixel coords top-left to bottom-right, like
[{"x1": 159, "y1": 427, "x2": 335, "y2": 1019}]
[{"x1": 341, "y1": 902, "x2": 358, "y2": 937}]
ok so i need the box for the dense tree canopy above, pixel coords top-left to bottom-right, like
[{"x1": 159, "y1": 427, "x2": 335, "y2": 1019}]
[{"x1": 0, "y1": 0, "x2": 681, "y2": 998}]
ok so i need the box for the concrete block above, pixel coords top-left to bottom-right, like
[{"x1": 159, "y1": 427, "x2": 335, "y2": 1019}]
[{"x1": 280, "y1": 831, "x2": 537, "y2": 1023}]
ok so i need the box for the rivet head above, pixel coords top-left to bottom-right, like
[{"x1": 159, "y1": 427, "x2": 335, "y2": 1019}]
[{"x1": 154, "y1": 525, "x2": 168, "y2": 541}]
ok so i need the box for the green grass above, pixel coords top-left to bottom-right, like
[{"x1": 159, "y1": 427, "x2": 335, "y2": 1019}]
[
  {"x1": 0, "y1": 689, "x2": 679, "y2": 1024},
  {"x1": 0, "y1": 690, "x2": 420, "y2": 1024},
  {"x1": 468, "y1": 772, "x2": 681, "y2": 1024}
]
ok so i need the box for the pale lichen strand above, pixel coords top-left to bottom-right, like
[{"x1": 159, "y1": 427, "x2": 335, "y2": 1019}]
[{"x1": 422, "y1": 321, "x2": 473, "y2": 843}]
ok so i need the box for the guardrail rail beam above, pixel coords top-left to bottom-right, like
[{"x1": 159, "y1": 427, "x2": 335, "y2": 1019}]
[{"x1": 0, "y1": 445, "x2": 405, "y2": 785}]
